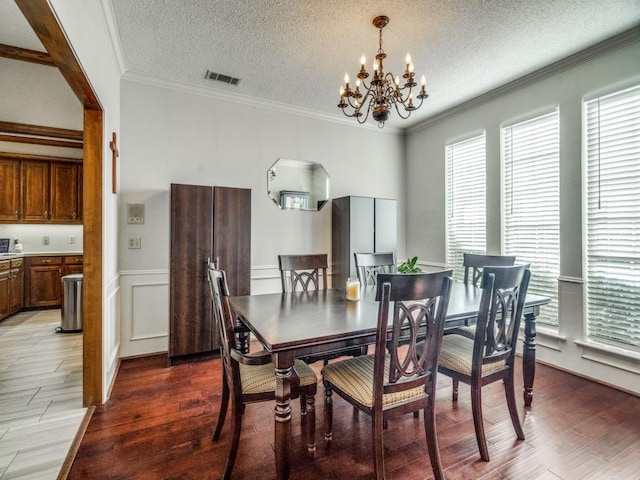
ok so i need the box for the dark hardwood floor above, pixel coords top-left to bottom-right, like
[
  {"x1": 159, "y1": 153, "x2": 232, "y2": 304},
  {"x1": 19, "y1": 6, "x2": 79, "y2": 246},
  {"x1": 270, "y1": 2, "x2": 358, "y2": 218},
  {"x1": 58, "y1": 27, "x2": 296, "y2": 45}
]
[{"x1": 67, "y1": 350, "x2": 640, "y2": 480}]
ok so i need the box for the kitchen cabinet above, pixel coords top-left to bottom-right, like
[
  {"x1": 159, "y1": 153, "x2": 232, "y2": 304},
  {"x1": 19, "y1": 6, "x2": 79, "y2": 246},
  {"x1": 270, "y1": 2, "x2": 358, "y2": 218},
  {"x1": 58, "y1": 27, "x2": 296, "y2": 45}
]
[
  {"x1": 0, "y1": 158, "x2": 20, "y2": 222},
  {"x1": 63, "y1": 255, "x2": 84, "y2": 275},
  {"x1": 169, "y1": 184, "x2": 251, "y2": 365},
  {"x1": 0, "y1": 157, "x2": 82, "y2": 224},
  {"x1": 0, "y1": 258, "x2": 25, "y2": 320},
  {"x1": 331, "y1": 195, "x2": 397, "y2": 289},
  {"x1": 26, "y1": 256, "x2": 63, "y2": 308},
  {"x1": 0, "y1": 262, "x2": 9, "y2": 319}
]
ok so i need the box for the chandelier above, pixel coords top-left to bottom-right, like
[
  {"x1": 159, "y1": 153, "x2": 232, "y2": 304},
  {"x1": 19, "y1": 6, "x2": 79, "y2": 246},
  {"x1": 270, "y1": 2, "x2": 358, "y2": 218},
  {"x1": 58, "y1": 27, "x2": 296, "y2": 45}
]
[{"x1": 338, "y1": 15, "x2": 428, "y2": 128}]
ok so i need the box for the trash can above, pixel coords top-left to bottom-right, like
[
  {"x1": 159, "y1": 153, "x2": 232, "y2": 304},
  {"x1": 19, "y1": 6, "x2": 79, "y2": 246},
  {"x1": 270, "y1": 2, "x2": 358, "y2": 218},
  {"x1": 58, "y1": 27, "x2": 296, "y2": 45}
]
[{"x1": 58, "y1": 274, "x2": 83, "y2": 333}]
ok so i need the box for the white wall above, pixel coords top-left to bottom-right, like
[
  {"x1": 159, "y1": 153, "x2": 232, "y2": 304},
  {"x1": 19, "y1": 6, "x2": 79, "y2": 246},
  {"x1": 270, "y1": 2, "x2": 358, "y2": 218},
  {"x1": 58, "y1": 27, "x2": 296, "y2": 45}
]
[
  {"x1": 50, "y1": 0, "x2": 123, "y2": 401},
  {"x1": 117, "y1": 77, "x2": 406, "y2": 357},
  {"x1": 405, "y1": 39, "x2": 640, "y2": 394}
]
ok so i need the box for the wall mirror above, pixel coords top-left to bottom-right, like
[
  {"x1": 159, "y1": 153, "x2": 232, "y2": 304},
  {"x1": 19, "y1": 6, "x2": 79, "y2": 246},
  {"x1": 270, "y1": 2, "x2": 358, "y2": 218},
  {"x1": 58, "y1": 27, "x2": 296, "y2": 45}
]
[{"x1": 267, "y1": 158, "x2": 330, "y2": 211}]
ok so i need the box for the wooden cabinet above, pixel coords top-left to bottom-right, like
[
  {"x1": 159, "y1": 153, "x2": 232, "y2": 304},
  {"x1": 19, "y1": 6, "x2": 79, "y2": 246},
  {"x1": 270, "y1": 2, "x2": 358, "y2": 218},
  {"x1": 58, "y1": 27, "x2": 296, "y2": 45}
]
[
  {"x1": 26, "y1": 256, "x2": 63, "y2": 308},
  {"x1": 9, "y1": 258, "x2": 24, "y2": 314},
  {"x1": 0, "y1": 262, "x2": 9, "y2": 319},
  {"x1": 63, "y1": 255, "x2": 84, "y2": 275},
  {"x1": 0, "y1": 258, "x2": 25, "y2": 320},
  {"x1": 169, "y1": 184, "x2": 251, "y2": 364},
  {"x1": 50, "y1": 162, "x2": 81, "y2": 222},
  {"x1": 332, "y1": 196, "x2": 397, "y2": 289},
  {"x1": 0, "y1": 159, "x2": 20, "y2": 222},
  {"x1": 0, "y1": 157, "x2": 82, "y2": 224}
]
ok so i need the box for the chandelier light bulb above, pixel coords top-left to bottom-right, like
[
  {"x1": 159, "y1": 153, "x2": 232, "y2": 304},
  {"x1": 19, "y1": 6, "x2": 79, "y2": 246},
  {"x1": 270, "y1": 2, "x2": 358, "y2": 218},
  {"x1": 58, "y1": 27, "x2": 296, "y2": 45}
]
[
  {"x1": 421, "y1": 75, "x2": 426, "y2": 86},
  {"x1": 409, "y1": 62, "x2": 414, "y2": 73},
  {"x1": 405, "y1": 53, "x2": 411, "y2": 65},
  {"x1": 361, "y1": 55, "x2": 366, "y2": 66},
  {"x1": 340, "y1": 86, "x2": 345, "y2": 96},
  {"x1": 356, "y1": 79, "x2": 361, "y2": 87},
  {"x1": 344, "y1": 73, "x2": 350, "y2": 84}
]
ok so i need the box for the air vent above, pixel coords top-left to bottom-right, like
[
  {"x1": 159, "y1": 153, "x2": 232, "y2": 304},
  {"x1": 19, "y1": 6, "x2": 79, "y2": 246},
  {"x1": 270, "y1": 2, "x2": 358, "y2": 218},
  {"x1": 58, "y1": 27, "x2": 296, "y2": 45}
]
[{"x1": 205, "y1": 70, "x2": 240, "y2": 86}]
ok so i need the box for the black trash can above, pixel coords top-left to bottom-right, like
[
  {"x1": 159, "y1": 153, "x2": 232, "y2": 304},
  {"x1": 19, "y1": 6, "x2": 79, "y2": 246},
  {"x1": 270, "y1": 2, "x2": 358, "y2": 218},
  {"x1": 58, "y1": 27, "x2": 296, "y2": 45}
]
[{"x1": 58, "y1": 273, "x2": 83, "y2": 333}]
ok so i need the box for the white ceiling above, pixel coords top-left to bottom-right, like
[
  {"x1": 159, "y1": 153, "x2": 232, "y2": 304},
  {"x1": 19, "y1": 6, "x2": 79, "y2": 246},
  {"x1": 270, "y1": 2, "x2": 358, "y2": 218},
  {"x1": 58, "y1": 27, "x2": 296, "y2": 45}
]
[{"x1": 2, "y1": 0, "x2": 640, "y2": 129}]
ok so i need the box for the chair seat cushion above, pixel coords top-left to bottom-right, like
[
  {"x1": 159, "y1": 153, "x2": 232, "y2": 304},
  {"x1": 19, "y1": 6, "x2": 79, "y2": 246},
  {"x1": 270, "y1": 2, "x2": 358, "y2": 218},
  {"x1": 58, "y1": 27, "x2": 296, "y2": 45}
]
[
  {"x1": 240, "y1": 359, "x2": 317, "y2": 395},
  {"x1": 439, "y1": 334, "x2": 505, "y2": 376},
  {"x1": 321, "y1": 354, "x2": 426, "y2": 408}
]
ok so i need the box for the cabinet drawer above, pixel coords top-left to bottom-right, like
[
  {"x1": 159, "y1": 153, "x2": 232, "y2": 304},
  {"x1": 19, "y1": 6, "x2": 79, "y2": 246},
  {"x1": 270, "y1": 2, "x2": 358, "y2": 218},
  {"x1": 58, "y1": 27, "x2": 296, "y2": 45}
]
[
  {"x1": 10, "y1": 258, "x2": 23, "y2": 268},
  {"x1": 64, "y1": 255, "x2": 83, "y2": 265},
  {"x1": 29, "y1": 256, "x2": 62, "y2": 266},
  {"x1": 0, "y1": 261, "x2": 8, "y2": 272}
]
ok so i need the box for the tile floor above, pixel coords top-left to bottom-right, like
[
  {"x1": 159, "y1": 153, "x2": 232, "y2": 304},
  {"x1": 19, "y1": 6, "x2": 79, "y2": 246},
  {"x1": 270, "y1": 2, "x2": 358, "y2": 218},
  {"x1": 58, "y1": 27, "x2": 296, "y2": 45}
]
[{"x1": 0, "y1": 309, "x2": 85, "y2": 480}]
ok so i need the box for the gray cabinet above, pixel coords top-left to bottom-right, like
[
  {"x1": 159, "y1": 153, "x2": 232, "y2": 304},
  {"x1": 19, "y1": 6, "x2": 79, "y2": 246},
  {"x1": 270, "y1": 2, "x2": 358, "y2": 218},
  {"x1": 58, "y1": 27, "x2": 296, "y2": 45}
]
[{"x1": 331, "y1": 196, "x2": 397, "y2": 288}]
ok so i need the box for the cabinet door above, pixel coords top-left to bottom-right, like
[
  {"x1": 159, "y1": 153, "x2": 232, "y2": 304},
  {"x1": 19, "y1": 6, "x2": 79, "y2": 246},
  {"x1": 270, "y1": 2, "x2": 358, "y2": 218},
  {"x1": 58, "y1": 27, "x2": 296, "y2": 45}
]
[
  {"x1": 213, "y1": 187, "x2": 251, "y2": 297},
  {"x1": 374, "y1": 198, "x2": 397, "y2": 255},
  {"x1": 169, "y1": 184, "x2": 214, "y2": 359},
  {"x1": 0, "y1": 159, "x2": 20, "y2": 222},
  {"x1": 0, "y1": 267, "x2": 9, "y2": 320},
  {"x1": 50, "y1": 162, "x2": 80, "y2": 223},
  {"x1": 10, "y1": 265, "x2": 24, "y2": 314},
  {"x1": 21, "y1": 161, "x2": 50, "y2": 222}
]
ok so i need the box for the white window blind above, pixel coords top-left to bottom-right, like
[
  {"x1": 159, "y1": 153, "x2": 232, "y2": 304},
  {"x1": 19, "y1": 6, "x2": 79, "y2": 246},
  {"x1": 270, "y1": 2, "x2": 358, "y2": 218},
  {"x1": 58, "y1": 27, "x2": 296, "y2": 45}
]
[
  {"x1": 503, "y1": 110, "x2": 560, "y2": 326},
  {"x1": 585, "y1": 85, "x2": 640, "y2": 350},
  {"x1": 446, "y1": 133, "x2": 486, "y2": 282}
]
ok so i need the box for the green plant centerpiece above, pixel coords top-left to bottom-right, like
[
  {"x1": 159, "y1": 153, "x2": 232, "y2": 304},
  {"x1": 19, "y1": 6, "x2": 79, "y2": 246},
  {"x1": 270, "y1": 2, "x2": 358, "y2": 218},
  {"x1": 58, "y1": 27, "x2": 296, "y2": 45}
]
[{"x1": 398, "y1": 256, "x2": 422, "y2": 273}]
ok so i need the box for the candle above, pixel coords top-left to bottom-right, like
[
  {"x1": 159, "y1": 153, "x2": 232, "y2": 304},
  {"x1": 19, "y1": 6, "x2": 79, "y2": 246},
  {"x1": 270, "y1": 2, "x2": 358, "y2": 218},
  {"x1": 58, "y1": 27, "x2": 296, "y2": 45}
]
[{"x1": 346, "y1": 277, "x2": 360, "y2": 301}]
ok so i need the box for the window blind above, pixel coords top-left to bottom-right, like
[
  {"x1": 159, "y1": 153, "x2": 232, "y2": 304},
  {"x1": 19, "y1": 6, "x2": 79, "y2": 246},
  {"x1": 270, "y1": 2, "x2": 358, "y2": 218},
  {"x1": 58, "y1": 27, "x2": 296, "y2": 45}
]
[
  {"x1": 503, "y1": 110, "x2": 560, "y2": 326},
  {"x1": 585, "y1": 84, "x2": 640, "y2": 350},
  {"x1": 446, "y1": 133, "x2": 486, "y2": 282}
]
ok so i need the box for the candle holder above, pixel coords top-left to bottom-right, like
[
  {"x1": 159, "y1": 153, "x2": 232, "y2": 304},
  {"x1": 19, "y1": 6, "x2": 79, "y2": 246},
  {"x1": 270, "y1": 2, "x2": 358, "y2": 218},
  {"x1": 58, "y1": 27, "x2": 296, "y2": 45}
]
[{"x1": 346, "y1": 277, "x2": 360, "y2": 301}]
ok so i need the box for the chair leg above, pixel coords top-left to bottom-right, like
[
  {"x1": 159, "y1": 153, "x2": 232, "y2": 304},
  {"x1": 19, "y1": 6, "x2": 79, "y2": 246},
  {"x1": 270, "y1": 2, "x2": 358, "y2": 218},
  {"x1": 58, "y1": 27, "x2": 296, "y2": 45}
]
[
  {"x1": 300, "y1": 393, "x2": 307, "y2": 419},
  {"x1": 372, "y1": 412, "x2": 385, "y2": 480},
  {"x1": 213, "y1": 374, "x2": 230, "y2": 441},
  {"x1": 306, "y1": 391, "x2": 316, "y2": 453},
  {"x1": 323, "y1": 380, "x2": 333, "y2": 442},
  {"x1": 452, "y1": 378, "x2": 459, "y2": 402},
  {"x1": 221, "y1": 398, "x2": 244, "y2": 480},
  {"x1": 470, "y1": 380, "x2": 490, "y2": 461},
  {"x1": 424, "y1": 396, "x2": 446, "y2": 480},
  {"x1": 504, "y1": 373, "x2": 525, "y2": 440}
]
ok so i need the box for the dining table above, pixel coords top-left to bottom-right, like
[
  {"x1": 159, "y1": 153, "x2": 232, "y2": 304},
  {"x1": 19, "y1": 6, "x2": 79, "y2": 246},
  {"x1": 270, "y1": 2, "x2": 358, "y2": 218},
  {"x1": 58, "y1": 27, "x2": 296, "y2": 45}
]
[{"x1": 229, "y1": 282, "x2": 549, "y2": 480}]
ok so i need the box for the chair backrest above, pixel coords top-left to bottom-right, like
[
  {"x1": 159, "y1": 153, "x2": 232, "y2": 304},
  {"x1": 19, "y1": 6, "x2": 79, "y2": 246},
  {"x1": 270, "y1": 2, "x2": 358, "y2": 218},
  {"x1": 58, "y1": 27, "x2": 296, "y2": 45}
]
[
  {"x1": 206, "y1": 264, "x2": 241, "y2": 388},
  {"x1": 278, "y1": 254, "x2": 328, "y2": 292},
  {"x1": 373, "y1": 271, "x2": 453, "y2": 401},
  {"x1": 354, "y1": 252, "x2": 396, "y2": 286},
  {"x1": 473, "y1": 265, "x2": 531, "y2": 369},
  {"x1": 463, "y1": 253, "x2": 516, "y2": 286}
]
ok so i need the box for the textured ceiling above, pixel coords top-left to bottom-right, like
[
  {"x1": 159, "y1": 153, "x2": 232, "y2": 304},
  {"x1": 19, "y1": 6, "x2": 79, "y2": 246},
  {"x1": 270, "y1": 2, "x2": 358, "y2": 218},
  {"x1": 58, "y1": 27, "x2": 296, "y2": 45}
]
[{"x1": 2, "y1": 1, "x2": 640, "y2": 129}]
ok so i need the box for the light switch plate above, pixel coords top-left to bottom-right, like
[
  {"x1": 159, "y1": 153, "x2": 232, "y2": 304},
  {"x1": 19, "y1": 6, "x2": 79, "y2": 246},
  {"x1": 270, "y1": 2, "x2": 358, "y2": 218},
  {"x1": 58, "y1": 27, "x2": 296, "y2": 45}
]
[
  {"x1": 127, "y1": 203, "x2": 145, "y2": 224},
  {"x1": 128, "y1": 237, "x2": 141, "y2": 249}
]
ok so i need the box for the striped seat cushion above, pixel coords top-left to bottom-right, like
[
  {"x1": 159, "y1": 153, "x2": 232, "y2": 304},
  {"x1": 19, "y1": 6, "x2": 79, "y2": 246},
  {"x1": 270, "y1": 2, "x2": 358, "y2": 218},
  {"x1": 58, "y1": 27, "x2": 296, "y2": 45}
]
[
  {"x1": 239, "y1": 359, "x2": 317, "y2": 395},
  {"x1": 321, "y1": 355, "x2": 426, "y2": 408},
  {"x1": 439, "y1": 334, "x2": 505, "y2": 376}
]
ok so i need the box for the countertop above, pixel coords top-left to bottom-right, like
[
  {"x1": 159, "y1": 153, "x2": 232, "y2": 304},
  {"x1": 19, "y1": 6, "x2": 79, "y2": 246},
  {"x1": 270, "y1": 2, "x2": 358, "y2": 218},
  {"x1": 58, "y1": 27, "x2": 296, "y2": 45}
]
[{"x1": 0, "y1": 252, "x2": 83, "y2": 259}]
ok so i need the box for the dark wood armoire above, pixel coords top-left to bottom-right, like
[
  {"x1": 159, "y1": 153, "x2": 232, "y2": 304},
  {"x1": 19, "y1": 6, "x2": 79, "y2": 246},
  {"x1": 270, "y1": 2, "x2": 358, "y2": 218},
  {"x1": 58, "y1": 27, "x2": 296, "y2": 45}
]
[
  {"x1": 169, "y1": 184, "x2": 251, "y2": 365},
  {"x1": 331, "y1": 195, "x2": 396, "y2": 289}
]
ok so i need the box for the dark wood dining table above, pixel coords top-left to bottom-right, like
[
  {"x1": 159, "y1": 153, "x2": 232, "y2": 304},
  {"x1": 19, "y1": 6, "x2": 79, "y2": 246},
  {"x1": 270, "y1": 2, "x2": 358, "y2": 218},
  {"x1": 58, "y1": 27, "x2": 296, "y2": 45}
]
[{"x1": 229, "y1": 282, "x2": 549, "y2": 480}]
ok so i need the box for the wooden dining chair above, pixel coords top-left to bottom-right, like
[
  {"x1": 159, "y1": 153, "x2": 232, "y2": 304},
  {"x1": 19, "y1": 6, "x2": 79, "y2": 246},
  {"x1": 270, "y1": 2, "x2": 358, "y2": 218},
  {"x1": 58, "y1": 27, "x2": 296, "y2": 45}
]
[
  {"x1": 437, "y1": 265, "x2": 530, "y2": 461},
  {"x1": 450, "y1": 253, "x2": 517, "y2": 340},
  {"x1": 354, "y1": 252, "x2": 396, "y2": 286},
  {"x1": 322, "y1": 271, "x2": 453, "y2": 480},
  {"x1": 207, "y1": 265, "x2": 318, "y2": 479},
  {"x1": 278, "y1": 253, "x2": 328, "y2": 292}
]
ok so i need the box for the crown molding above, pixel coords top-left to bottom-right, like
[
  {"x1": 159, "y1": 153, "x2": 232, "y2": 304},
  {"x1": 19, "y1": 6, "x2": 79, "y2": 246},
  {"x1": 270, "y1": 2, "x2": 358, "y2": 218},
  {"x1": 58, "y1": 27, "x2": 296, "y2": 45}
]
[
  {"x1": 407, "y1": 26, "x2": 640, "y2": 134},
  {"x1": 99, "y1": 0, "x2": 126, "y2": 75},
  {"x1": 121, "y1": 71, "x2": 403, "y2": 135}
]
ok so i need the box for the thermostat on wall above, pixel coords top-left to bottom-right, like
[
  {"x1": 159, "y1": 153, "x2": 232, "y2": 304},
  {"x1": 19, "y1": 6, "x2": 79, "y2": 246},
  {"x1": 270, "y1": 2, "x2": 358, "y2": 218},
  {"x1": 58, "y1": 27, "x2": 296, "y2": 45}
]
[{"x1": 127, "y1": 203, "x2": 145, "y2": 224}]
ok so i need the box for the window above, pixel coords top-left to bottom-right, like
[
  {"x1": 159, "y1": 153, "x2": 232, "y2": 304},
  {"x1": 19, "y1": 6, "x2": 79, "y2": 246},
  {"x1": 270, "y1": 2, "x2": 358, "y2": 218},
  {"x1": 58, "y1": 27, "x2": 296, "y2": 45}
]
[
  {"x1": 503, "y1": 110, "x2": 560, "y2": 327},
  {"x1": 585, "y1": 85, "x2": 640, "y2": 351},
  {"x1": 446, "y1": 133, "x2": 486, "y2": 281}
]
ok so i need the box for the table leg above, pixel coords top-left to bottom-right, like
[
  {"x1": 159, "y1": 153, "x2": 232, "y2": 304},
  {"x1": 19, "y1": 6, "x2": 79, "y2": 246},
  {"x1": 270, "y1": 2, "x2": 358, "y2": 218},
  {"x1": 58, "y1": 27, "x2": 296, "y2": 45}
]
[
  {"x1": 522, "y1": 309, "x2": 538, "y2": 406},
  {"x1": 274, "y1": 351, "x2": 294, "y2": 480}
]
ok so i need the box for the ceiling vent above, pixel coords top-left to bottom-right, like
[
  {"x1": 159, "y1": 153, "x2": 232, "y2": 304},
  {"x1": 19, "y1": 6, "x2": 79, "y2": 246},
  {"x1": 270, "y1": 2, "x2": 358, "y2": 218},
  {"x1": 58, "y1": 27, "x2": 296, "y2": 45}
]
[{"x1": 205, "y1": 70, "x2": 240, "y2": 86}]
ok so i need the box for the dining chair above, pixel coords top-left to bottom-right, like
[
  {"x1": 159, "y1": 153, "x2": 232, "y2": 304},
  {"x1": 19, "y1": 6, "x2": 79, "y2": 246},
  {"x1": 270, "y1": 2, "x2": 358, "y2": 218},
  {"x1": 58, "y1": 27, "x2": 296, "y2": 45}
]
[
  {"x1": 354, "y1": 252, "x2": 396, "y2": 286},
  {"x1": 437, "y1": 264, "x2": 530, "y2": 461},
  {"x1": 278, "y1": 253, "x2": 329, "y2": 292},
  {"x1": 450, "y1": 253, "x2": 517, "y2": 339},
  {"x1": 322, "y1": 271, "x2": 453, "y2": 480},
  {"x1": 207, "y1": 264, "x2": 318, "y2": 479}
]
